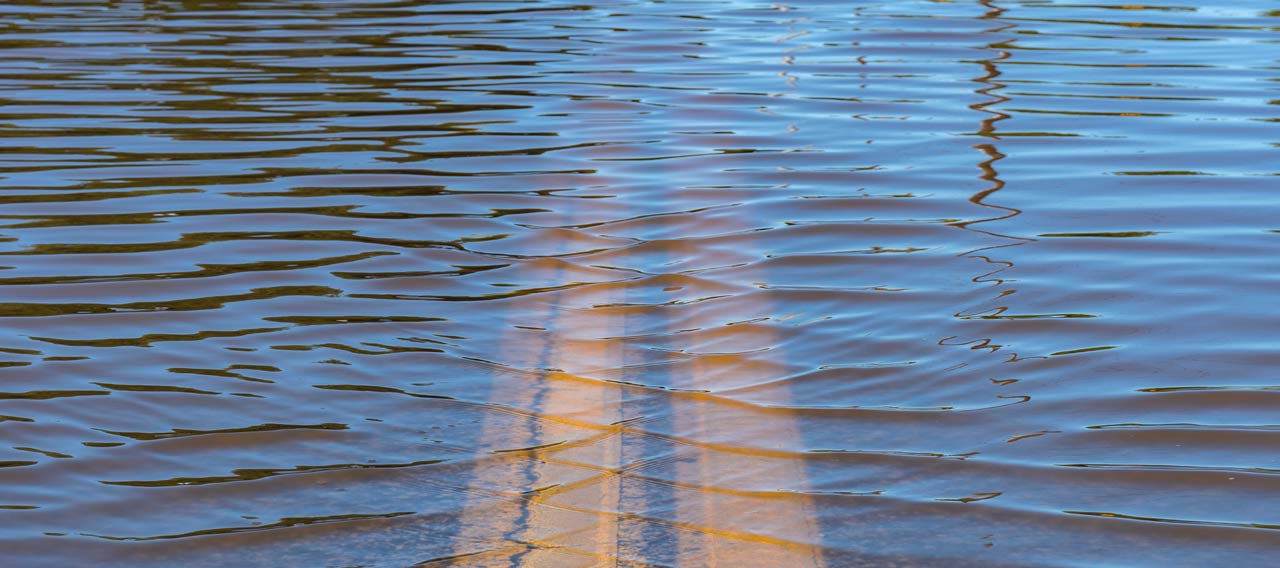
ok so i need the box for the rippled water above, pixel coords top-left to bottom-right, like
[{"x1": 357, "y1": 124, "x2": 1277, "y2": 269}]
[{"x1": 2, "y1": 0, "x2": 1278, "y2": 565}]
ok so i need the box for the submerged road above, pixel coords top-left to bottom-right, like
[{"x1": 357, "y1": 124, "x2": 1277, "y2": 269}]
[{"x1": 1, "y1": 1, "x2": 1279, "y2": 566}]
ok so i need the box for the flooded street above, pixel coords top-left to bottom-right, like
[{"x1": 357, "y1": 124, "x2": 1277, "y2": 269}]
[{"x1": 1, "y1": 0, "x2": 1278, "y2": 565}]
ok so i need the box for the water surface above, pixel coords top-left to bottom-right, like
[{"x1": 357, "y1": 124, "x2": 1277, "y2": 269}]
[{"x1": 2, "y1": 0, "x2": 1279, "y2": 566}]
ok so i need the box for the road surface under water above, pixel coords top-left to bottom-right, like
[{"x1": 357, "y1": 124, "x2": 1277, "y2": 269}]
[{"x1": 1, "y1": 0, "x2": 1278, "y2": 566}]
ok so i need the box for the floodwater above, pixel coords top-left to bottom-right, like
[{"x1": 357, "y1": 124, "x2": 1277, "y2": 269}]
[{"x1": 1, "y1": 0, "x2": 1277, "y2": 566}]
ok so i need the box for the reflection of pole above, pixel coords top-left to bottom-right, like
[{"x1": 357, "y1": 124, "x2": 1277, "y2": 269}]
[
  {"x1": 972, "y1": 0, "x2": 1013, "y2": 141},
  {"x1": 955, "y1": 0, "x2": 1032, "y2": 286}
]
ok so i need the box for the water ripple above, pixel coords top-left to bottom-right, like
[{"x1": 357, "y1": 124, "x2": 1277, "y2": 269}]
[{"x1": 1, "y1": 0, "x2": 1278, "y2": 566}]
